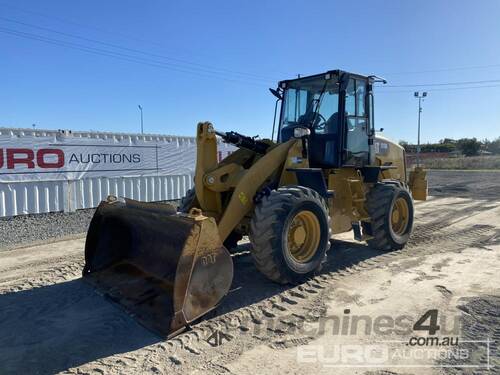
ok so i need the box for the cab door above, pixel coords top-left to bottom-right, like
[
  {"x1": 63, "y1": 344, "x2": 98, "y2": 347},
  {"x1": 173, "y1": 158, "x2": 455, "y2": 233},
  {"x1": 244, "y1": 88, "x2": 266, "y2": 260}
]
[{"x1": 343, "y1": 77, "x2": 370, "y2": 166}]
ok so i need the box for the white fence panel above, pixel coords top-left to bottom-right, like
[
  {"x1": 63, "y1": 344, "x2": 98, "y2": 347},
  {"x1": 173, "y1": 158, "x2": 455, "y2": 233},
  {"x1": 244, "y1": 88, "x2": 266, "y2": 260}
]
[
  {"x1": 0, "y1": 127, "x2": 232, "y2": 217},
  {"x1": 0, "y1": 180, "x2": 65, "y2": 216},
  {"x1": 69, "y1": 174, "x2": 193, "y2": 211},
  {"x1": 0, "y1": 173, "x2": 194, "y2": 217}
]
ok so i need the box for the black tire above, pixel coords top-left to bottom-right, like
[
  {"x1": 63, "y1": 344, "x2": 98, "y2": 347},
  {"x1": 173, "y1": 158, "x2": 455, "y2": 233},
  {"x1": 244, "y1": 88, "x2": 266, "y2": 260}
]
[
  {"x1": 249, "y1": 186, "x2": 331, "y2": 284},
  {"x1": 365, "y1": 182, "x2": 414, "y2": 251},
  {"x1": 178, "y1": 188, "x2": 197, "y2": 213},
  {"x1": 178, "y1": 188, "x2": 242, "y2": 250},
  {"x1": 223, "y1": 231, "x2": 243, "y2": 251}
]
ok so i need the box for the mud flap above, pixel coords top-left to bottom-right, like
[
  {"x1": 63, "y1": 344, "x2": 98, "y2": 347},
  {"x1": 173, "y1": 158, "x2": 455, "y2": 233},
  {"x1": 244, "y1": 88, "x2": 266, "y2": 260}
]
[{"x1": 83, "y1": 196, "x2": 233, "y2": 338}]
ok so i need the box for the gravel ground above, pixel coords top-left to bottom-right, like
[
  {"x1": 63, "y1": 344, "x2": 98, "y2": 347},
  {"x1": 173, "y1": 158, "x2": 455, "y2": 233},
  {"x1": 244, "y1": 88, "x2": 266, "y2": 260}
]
[
  {"x1": 0, "y1": 209, "x2": 96, "y2": 250},
  {"x1": 0, "y1": 200, "x2": 180, "y2": 251},
  {"x1": 427, "y1": 169, "x2": 500, "y2": 199}
]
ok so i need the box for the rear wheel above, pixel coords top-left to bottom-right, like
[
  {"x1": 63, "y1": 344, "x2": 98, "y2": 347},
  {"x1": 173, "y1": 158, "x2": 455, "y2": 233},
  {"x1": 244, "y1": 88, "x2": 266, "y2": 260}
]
[
  {"x1": 365, "y1": 182, "x2": 414, "y2": 251},
  {"x1": 249, "y1": 186, "x2": 331, "y2": 284}
]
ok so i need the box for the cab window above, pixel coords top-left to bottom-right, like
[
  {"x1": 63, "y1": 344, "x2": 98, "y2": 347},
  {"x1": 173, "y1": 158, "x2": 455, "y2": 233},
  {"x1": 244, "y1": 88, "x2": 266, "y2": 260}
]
[
  {"x1": 356, "y1": 81, "x2": 366, "y2": 116},
  {"x1": 346, "y1": 79, "x2": 356, "y2": 115},
  {"x1": 345, "y1": 78, "x2": 366, "y2": 116},
  {"x1": 344, "y1": 78, "x2": 369, "y2": 166}
]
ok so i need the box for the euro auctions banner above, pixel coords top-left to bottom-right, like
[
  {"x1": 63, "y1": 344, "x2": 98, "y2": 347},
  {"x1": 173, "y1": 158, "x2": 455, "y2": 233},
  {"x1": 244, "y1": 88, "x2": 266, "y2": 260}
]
[{"x1": 0, "y1": 129, "x2": 235, "y2": 182}]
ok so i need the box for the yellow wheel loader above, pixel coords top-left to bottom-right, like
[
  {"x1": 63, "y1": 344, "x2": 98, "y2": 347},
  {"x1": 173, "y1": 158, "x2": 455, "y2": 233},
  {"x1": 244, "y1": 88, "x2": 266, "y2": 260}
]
[{"x1": 83, "y1": 70, "x2": 428, "y2": 338}]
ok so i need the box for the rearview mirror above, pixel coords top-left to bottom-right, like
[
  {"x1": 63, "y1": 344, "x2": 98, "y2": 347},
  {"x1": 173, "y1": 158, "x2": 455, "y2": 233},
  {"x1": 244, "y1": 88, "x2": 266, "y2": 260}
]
[
  {"x1": 293, "y1": 127, "x2": 311, "y2": 138},
  {"x1": 269, "y1": 88, "x2": 282, "y2": 100}
]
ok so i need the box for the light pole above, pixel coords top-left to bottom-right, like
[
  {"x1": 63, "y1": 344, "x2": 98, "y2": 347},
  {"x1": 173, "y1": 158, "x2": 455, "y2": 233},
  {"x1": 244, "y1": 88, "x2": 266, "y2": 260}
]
[
  {"x1": 414, "y1": 92, "x2": 427, "y2": 166},
  {"x1": 138, "y1": 105, "x2": 144, "y2": 134}
]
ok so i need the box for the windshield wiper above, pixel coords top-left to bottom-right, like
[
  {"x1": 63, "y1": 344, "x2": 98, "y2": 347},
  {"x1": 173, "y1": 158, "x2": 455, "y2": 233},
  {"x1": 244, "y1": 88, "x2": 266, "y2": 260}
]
[{"x1": 309, "y1": 80, "x2": 329, "y2": 128}]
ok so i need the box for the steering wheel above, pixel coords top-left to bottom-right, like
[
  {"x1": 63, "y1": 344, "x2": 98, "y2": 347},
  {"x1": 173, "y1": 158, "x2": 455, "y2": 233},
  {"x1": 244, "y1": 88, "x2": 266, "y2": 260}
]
[{"x1": 313, "y1": 113, "x2": 327, "y2": 132}]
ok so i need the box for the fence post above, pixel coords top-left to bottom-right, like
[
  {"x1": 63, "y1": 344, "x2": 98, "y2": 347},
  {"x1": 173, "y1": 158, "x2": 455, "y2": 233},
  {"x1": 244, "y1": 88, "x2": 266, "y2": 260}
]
[{"x1": 62, "y1": 180, "x2": 76, "y2": 213}]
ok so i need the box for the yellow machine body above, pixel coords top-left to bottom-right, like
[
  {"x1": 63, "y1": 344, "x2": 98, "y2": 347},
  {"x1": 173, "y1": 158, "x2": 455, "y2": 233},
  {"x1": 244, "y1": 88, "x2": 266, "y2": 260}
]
[
  {"x1": 408, "y1": 166, "x2": 428, "y2": 200},
  {"x1": 83, "y1": 70, "x2": 428, "y2": 339}
]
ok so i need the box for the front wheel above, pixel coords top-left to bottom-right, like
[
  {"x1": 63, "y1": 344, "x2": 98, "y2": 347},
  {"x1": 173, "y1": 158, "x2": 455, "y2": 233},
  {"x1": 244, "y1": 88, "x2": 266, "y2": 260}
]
[
  {"x1": 365, "y1": 182, "x2": 414, "y2": 251},
  {"x1": 249, "y1": 186, "x2": 331, "y2": 284}
]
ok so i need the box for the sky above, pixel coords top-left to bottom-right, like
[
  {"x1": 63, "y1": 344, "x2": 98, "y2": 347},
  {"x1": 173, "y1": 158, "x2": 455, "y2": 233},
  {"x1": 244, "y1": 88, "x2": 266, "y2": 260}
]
[{"x1": 1, "y1": 0, "x2": 499, "y2": 144}]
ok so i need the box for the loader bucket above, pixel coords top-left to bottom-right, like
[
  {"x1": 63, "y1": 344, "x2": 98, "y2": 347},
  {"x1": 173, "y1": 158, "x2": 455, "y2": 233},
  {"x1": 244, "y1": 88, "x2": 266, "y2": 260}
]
[{"x1": 83, "y1": 196, "x2": 233, "y2": 338}]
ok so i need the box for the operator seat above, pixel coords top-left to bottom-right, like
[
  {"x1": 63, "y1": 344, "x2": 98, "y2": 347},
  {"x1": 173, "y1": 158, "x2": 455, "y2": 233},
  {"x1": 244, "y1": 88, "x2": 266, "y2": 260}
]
[
  {"x1": 309, "y1": 112, "x2": 340, "y2": 168},
  {"x1": 279, "y1": 112, "x2": 341, "y2": 168}
]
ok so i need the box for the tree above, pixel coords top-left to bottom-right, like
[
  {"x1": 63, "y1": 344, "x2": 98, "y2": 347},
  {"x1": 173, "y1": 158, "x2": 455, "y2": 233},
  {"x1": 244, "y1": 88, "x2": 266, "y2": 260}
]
[
  {"x1": 435, "y1": 143, "x2": 456, "y2": 153},
  {"x1": 457, "y1": 138, "x2": 481, "y2": 156},
  {"x1": 483, "y1": 137, "x2": 500, "y2": 154},
  {"x1": 398, "y1": 140, "x2": 417, "y2": 152},
  {"x1": 439, "y1": 138, "x2": 457, "y2": 145},
  {"x1": 398, "y1": 140, "x2": 409, "y2": 151},
  {"x1": 398, "y1": 140, "x2": 408, "y2": 147}
]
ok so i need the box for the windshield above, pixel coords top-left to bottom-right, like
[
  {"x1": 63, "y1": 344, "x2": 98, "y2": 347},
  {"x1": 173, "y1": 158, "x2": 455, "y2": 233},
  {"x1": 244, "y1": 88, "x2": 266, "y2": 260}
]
[{"x1": 279, "y1": 75, "x2": 339, "y2": 139}]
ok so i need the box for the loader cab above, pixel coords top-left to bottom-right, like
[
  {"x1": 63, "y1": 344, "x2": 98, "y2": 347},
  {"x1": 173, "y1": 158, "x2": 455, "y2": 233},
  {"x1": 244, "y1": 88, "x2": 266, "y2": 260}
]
[{"x1": 277, "y1": 70, "x2": 373, "y2": 168}]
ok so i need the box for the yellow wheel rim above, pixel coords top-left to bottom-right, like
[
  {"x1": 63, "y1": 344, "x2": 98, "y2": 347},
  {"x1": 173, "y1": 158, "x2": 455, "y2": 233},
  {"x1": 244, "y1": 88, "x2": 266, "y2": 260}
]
[
  {"x1": 286, "y1": 210, "x2": 321, "y2": 263},
  {"x1": 391, "y1": 197, "x2": 410, "y2": 236}
]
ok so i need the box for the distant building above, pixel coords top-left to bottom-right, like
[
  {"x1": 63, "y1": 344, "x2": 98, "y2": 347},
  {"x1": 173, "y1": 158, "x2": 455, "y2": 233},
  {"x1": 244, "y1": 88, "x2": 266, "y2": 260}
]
[{"x1": 478, "y1": 150, "x2": 493, "y2": 155}]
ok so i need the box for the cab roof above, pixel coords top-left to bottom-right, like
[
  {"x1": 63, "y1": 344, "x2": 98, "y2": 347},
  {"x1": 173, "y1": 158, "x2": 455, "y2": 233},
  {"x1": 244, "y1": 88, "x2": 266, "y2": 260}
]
[{"x1": 278, "y1": 70, "x2": 385, "y2": 88}]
